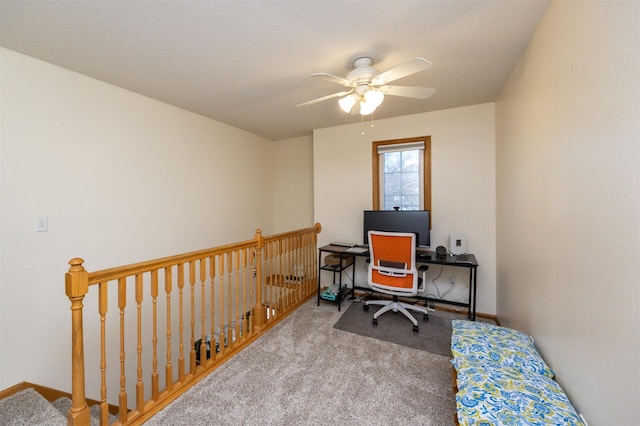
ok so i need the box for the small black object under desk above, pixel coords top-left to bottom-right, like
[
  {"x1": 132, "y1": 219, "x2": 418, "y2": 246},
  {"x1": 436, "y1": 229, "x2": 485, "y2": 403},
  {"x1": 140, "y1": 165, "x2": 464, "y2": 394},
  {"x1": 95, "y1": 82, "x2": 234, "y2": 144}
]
[{"x1": 317, "y1": 244, "x2": 479, "y2": 320}]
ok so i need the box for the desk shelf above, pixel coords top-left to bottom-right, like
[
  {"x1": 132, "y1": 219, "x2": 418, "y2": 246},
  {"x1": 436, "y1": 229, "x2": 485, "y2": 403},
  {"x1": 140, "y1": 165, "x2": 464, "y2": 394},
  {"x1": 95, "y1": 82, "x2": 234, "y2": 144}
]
[
  {"x1": 319, "y1": 283, "x2": 350, "y2": 302},
  {"x1": 317, "y1": 245, "x2": 356, "y2": 311}
]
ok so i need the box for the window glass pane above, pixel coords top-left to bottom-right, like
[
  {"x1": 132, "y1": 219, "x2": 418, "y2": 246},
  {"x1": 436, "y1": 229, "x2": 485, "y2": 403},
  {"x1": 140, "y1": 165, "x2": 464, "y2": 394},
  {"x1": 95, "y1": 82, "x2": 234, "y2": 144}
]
[
  {"x1": 384, "y1": 172, "x2": 401, "y2": 194},
  {"x1": 383, "y1": 195, "x2": 403, "y2": 210},
  {"x1": 402, "y1": 172, "x2": 419, "y2": 194},
  {"x1": 402, "y1": 195, "x2": 420, "y2": 210},
  {"x1": 381, "y1": 149, "x2": 422, "y2": 211},
  {"x1": 400, "y1": 150, "x2": 419, "y2": 172},
  {"x1": 383, "y1": 152, "x2": 401, "y2": 173}
]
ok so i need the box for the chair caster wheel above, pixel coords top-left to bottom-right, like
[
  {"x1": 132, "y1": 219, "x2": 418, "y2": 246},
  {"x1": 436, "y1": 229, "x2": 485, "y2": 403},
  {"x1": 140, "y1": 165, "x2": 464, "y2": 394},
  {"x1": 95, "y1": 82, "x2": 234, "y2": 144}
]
[
  {"x1": 363, "y1": 304, "x2": 369, "y2": 311},
  {"x1": 413, "y1": 325, "x2": 419, "y2": 333},
  {"x1": 423, "y1": 314, "x2": 429, "y2": 321},
  {"x1": 372, "y1": 318, "x2": 378, "y2": 326}
]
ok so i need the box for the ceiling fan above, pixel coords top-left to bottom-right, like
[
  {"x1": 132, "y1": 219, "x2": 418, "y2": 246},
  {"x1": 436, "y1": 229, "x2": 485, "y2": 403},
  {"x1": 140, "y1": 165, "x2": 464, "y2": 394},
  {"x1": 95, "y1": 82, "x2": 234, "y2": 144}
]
[{"x1": 297, "y1": 56, "x2": 435, "y2": 115}]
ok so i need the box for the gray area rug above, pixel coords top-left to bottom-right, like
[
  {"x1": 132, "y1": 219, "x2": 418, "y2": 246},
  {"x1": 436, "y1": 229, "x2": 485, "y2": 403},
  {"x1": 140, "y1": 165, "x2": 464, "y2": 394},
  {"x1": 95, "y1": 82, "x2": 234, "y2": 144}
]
[
  {"x1": 333, "y1": 300, "x2": 454, "y2": 357},
  {"x1": 145, "y1": 298, "x2": 456, "y2": 425}
]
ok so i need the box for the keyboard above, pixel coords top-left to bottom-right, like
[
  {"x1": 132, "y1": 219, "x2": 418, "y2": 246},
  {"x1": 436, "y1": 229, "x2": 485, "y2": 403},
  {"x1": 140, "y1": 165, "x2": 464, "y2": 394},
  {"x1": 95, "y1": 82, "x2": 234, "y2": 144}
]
[
  {"x1": 345, "y1": 246, "x2": 368, "y2": 254},
  {"x1": 330, "y1": 242, "x2": 356, "y2": 248}
]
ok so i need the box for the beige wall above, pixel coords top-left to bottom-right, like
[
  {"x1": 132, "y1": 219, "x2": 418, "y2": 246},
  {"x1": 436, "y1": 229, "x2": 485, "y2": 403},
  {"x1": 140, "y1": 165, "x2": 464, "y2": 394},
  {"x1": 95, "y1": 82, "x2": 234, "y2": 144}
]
[
  {"x1": 495, "y1": 1, "x2": 640, "y2": 423},
  {"x1": 0, "y1": 48, "x2": 281, "y2": 391},
  {"x1": 313, "y1": 103, "x2": 497, "y2": 315},
  {"x1": 272, "y1": 135, "x2": 314, "y2": 233}
]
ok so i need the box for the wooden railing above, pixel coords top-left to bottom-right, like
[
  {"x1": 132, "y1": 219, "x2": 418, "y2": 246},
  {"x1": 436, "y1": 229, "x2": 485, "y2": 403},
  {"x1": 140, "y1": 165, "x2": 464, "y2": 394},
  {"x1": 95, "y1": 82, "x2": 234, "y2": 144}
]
[{"x1": 65, "y1": 224, "x2": 321, "y2": 426}]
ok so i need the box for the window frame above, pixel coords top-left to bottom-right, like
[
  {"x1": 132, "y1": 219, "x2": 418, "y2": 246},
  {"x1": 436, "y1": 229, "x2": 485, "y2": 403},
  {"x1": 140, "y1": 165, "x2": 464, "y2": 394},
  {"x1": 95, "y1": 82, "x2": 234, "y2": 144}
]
[{"x1": 372, "y1": 136, "x2": 431, "y2": 222}]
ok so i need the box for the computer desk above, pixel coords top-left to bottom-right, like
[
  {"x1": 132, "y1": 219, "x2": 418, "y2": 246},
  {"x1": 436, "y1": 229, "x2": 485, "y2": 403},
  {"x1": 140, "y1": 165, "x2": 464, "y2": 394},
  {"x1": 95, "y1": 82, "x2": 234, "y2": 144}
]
[{"x1": 317, "y1": 244, "x2": 479, "y2": 320}]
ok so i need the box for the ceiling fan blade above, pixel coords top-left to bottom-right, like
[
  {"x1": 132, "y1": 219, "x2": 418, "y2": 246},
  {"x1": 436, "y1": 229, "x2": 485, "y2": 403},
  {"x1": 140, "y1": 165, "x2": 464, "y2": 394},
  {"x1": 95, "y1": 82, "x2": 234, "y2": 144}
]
[
  {"x1": 296, "y1": 90, "x2": 353, "y2": 107},
  {"x1": 371, "y1": 57, "x2": 433, "y2": 85},
  {"x1": 310, "y1": 73, "x2": 354, "y2": 87},
  {"x1": 379, "y1": 85, "x2": 436, "y2": 99}
]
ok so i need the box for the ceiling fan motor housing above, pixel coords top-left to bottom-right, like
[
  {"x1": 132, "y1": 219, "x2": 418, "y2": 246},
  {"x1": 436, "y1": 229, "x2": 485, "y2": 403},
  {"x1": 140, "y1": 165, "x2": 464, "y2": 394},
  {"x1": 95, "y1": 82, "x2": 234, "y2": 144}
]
[{"x1": 346, "y1": 57, "x2": 379, "y2": 87}]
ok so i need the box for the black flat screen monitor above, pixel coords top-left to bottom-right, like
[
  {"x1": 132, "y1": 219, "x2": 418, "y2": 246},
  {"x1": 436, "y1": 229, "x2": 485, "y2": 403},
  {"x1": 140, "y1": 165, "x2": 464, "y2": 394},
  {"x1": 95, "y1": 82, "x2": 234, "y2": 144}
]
[{"x1": 363, "y1": 210, "x2": 431, "y2": 248}]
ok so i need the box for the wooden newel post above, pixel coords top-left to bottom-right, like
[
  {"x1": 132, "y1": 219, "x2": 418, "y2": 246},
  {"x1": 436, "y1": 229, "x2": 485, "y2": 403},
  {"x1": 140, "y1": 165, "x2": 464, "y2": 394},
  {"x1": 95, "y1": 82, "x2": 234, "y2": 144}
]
[
  {"x1": 65, "y1": 258, "x2": 91, "y2": 426},
  {"x1": 252, "y1": 229, "x2": 266, "y2": 332}
]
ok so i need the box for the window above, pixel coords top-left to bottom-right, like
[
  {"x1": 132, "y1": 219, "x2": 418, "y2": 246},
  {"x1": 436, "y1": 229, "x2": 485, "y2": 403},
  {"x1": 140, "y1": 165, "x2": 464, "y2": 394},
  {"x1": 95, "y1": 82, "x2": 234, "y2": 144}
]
[{"x1": 372, "y1": 136, "x2": 431, "y2": 215}]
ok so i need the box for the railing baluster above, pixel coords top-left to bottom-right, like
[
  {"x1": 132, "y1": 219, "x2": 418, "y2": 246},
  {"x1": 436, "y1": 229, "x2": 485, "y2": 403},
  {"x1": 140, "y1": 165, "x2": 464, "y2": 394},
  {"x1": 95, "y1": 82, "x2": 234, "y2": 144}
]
[
  {"x1": 289, "y1": 237, "x2": 294, "y2": 305},
  {"x1": 272, "y1": 240, "x2": 282, "y2": 312},
  {"x1": 98, "y1": 282, "x2": 108, "y2": 426},
  {"x1": 209, "y1": 256, "x2": 217, "y2": 361},
  {"x1": 291, "y1": 236, "x2": 298, "y2": 304},
  {"x1": 249, "y1": 249, "x2": 256, "y2": 335},
  {"x1": 150, "y1": 270, "x2": 159, "y2": 401},
  {"x1": 135, "y1": 273, "x2": 144, "y2": 413},
  {"x1": 283, "y1": 240, "x2": 287, "y2": 304},
  {"x1": 118, "y1": 277, "x2": 128, "y2": 424},
  {"x1": 226, "y1": 252, "x2": 233, "y2": 348},
  {"x1": 240, "y1": 248, "x2": 247, "y2": 341},
  {"x1": 234, "y1": 250, "x2": 240, "y2": 346},
  {"x1": 188, "y1": 261, "x2": 196, "y2": 374},
  {"x1": 263, "y1": 243, "x2": 270, "y2": 309},
  {"x1": 177, "y1": 263, "x2": 185, "y2": 381},
  {"x1": 164, "y1": 266, "x2": 173, "y2": 392},
  {"x1": 199, "y1": 258, "x2": 207, "y2": 368},
  {"x1": 219, "y1": 254, "x2": 226, "y2": 355},
  {"x1": 253, "y1": 229, "x2": 266, "y2": 332}
]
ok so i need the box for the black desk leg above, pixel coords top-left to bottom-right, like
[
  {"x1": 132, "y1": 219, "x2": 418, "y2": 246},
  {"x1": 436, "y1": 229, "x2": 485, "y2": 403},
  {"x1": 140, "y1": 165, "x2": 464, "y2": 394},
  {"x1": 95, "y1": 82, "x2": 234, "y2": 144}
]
[
  {"x1": 466, "y1": 266, "x2": 477, "y2": 321},
  {"x1": 337, "y1": 263, "x2": 343, "y2": 311},
  {"x1": 472, "y1": 267, "x2": 477, "y2": 321},
  {"x1": 317, "y1": 250, "x2": 322, "y2": 306},
  {"x1": 467, "y1": 271, "x2": 473, "y2": 320}
]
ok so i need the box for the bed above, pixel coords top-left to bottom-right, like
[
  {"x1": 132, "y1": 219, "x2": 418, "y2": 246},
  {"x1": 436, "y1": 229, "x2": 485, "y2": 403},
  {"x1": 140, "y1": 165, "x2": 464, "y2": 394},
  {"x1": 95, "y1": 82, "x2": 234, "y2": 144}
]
[{"x1": 450, "y1": 320, "x2": 584, "y2": 425}]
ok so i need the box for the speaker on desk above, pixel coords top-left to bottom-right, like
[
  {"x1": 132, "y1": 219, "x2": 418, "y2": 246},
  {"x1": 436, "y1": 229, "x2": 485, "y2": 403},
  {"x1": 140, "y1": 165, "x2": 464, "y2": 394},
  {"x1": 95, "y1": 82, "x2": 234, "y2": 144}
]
[
  {"x1": 449, "y1": 234, "x2": 467, "y2": 255},
  {"x1": 435, "y1": 246, "x2": 447, "y2": 257}
]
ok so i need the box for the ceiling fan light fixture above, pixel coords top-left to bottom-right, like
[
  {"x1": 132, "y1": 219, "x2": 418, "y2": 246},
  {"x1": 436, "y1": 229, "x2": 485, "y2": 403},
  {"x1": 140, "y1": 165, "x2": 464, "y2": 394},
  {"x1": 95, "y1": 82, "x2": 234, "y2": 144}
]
[
  {"x1": 338, "y1": 93, "x2": 357, "y2": 113},
  {"x1": 365, "y1": 89, "x2": 384, "y2": 108},
  {"x1": 359, "y1": 99, "x2": 377, "y2": 116}
]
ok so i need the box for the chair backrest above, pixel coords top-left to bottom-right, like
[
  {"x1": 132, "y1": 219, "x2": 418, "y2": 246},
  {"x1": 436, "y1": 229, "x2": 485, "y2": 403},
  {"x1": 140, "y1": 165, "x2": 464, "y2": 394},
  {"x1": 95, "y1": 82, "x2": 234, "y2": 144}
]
[{"x1": 367, "y1": 230, "x2": 418, "y2": 296}]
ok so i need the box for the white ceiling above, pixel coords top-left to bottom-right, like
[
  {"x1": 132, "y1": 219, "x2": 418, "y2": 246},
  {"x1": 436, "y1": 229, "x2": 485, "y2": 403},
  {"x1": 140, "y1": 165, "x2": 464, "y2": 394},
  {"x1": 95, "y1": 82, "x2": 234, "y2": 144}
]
[{"x1": 0, "y1": 0, "x2": 550, "y2": 141}]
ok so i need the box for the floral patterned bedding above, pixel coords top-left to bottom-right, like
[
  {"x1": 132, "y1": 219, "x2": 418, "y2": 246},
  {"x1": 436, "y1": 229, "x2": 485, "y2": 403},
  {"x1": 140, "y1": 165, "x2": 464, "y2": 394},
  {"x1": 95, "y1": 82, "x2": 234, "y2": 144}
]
[
  {"x1": 451, "y1": 320, "x2": 583, "y2": 426},
  {"x1": 451, "y1": 320, "x2": 555, "y2": 379}
]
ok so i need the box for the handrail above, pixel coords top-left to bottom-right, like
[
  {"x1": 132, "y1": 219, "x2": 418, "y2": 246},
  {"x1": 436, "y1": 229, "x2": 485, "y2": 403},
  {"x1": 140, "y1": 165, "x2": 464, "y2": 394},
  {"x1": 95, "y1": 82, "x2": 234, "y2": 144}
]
[{"x1": 65, "y1": 224, "x2": 321, "y2": 426}]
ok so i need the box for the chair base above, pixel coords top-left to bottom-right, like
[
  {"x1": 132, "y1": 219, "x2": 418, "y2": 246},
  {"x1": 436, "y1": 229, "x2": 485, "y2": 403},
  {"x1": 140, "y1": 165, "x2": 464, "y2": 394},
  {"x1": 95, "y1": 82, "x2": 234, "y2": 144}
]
[{"x1": 364, "y1": 296, "x2": 430, "y2": 331}]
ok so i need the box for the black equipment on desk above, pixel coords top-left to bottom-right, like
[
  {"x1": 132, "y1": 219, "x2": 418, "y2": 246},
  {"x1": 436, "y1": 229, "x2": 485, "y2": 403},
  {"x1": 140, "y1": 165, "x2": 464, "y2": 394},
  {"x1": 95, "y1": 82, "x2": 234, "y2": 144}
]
[{"x1": 363, "y1": 210, "x2": 431, "y2": 248}]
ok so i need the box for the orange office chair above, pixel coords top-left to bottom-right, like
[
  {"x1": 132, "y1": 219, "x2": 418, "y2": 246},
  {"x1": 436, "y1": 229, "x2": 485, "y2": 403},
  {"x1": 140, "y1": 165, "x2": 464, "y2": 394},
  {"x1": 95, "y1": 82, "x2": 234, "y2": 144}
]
[{"x1": 363, "y1": 230, "x2": 429, "y2": 332}]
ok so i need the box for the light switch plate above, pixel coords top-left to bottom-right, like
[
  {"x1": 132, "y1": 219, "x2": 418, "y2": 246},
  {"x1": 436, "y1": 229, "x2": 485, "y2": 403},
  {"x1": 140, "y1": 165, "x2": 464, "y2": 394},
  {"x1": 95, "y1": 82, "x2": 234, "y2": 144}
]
[{"x1": 36, "y1": 216, "x2": 48, "y2": 232}]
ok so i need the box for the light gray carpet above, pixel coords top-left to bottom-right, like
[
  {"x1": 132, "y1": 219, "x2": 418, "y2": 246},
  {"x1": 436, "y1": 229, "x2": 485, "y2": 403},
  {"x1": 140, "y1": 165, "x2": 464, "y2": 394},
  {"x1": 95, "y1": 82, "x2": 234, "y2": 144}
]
[
  {"x1": 0, "y1": 388, "x2": 116, "y2": 426},
  {"x1": 334, "y1": 300, "x2": 453, "y2": 357},
  {"x1": 0, "y1": 388, "x2": 67, "y2": 426},
  {"x1": 145, "y1": 298, "x2": 457, "y2": 425}
]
